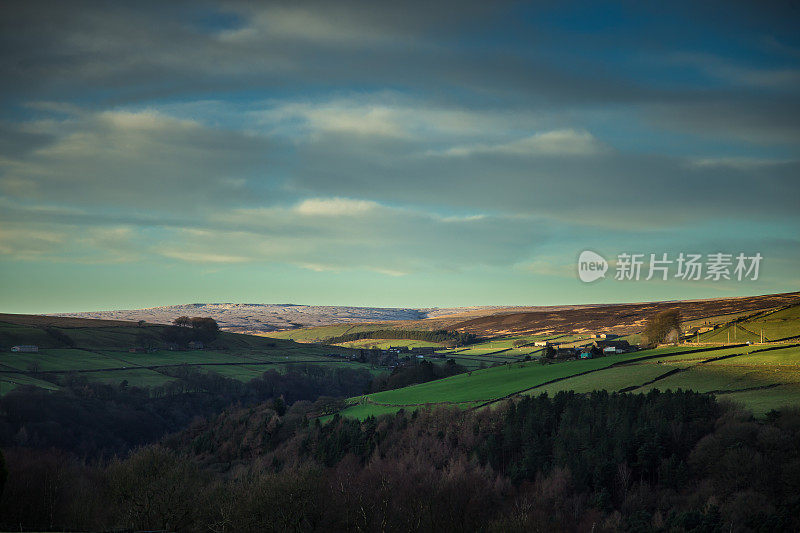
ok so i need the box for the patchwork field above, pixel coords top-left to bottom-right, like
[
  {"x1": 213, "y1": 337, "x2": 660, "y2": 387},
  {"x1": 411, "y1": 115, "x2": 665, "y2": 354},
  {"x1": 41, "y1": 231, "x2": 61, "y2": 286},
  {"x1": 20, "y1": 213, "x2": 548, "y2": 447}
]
[
  {"x1": 339, "y1": 344, "x2": 800, "y2": 419},
  {"x1": 333, "y1": 339, "x2": 445, "y2": 349},
  {"x1": 697, "y1": 304, "x2": 800, "y2": 343},
  {"x1": 0, "y1": 315, "x2": 375, "y2": 395},
  {"x1": 264, "y1": 324, "x2": 392, "y2": 342}
]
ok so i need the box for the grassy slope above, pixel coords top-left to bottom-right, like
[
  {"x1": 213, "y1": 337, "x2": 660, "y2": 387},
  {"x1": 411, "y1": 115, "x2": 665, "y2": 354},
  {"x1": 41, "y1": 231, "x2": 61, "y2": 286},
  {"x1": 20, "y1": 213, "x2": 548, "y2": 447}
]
[
  {"x1": 264, "y1": 324, "x2": 392, "y2": 342},
  {"x1": 341, "y1": 346, "x2": 704, "y2": 413},
  {"x1": 0, "y1": 316, "x2": 374, "y2": 394},
  {"x1": 697, "y1": 304, "x2": 800, "y2": 343},
  {"x1": 333, "y1": 339, "x2": 445, "y2": 349},
  {"x1": 339, "y1": 344, "x2": 800, "y2": 419}
]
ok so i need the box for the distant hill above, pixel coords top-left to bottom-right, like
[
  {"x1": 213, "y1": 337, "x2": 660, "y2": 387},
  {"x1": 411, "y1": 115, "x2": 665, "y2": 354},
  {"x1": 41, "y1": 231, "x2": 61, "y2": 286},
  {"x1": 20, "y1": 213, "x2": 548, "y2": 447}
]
[
  {"x1": 50, "y1": 303, "x2": 434, "y2": 333},
  {"x1": 47, "y1": 292, "x2": 800, "y2": 337},
  {"x1": 445, "y1": 291, "x2": 800, "y2": 336}
]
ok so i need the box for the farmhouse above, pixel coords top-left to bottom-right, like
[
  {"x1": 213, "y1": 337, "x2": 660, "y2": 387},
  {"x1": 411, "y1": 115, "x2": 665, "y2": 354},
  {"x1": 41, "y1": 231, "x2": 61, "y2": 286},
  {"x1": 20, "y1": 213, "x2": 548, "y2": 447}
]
[
  {"x1": 555, "y1": 347, "x2": 578, "y2": 358},
  {"x1": 533, "y1": 341, "x2": 551, "y2": 347},
  {"x1": 11, "y1": 345, "x2": 38, "y2": 353},
  {"x1": 595, "y1": 340, "x2": 632, "y2": 354}
]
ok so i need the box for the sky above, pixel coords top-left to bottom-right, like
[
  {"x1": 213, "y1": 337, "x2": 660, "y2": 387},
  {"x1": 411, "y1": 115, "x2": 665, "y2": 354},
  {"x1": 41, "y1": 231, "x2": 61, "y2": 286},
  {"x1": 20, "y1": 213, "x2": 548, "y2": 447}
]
[{"x1": 1, "y1": 0, "x2": 799, "y2": 313}]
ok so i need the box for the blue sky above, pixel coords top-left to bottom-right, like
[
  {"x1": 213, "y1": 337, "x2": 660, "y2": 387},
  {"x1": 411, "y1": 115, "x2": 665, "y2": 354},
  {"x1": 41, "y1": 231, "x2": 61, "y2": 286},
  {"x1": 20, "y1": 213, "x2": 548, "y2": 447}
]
[{"x1": 1, "y1": 0, "x2": 798, "y2": 313}]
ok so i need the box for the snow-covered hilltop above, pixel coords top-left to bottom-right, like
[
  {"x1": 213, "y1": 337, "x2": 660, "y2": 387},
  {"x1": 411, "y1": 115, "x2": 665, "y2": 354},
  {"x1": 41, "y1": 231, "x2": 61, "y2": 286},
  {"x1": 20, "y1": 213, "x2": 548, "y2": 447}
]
[{"x1": 49, "y1": 303, "x2": 445, "y2": 334}]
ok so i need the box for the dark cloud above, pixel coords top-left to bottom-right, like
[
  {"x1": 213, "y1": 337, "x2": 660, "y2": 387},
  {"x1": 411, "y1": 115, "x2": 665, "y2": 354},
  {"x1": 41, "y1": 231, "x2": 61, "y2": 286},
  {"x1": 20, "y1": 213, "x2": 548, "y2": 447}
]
[
  {"x1": 0, "y1": 109, "x2": 278, "y2": 213},
  {"x1": 0, "y1": 0, "x2": 798, "y2": 280},
  {"x1": 285, "y1": 130, "x2": 800, "y2": 224}
]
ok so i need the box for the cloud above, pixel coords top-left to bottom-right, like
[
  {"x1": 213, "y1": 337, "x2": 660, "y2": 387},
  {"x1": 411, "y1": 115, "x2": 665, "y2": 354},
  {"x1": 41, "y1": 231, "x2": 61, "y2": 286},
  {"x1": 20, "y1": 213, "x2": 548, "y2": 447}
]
[
  {"x1": 647, "y1": 98, "x2": 800, "y2": 145},
  {"x1": 218, "y1": 5, "x2": 408, "y2": 47},
  {"x1": 669, "y1": 52, "x2": 800, "y2": 90},
  {"x1": 688, "y1": 157, "x2": 793, "y2": 170},
  {"x1": 0, "y1": 222, "x2": 143, "y2": 263},
  {"x1": 294, "y1": 197, "x2": 380, "y2": 216},
  {"x1": 438, "y1": 129, "x2": 606, "y2": 157},
  {"x1": 0, "y1": 1, "x2": 798, "y2": 298},
  {"x1": 158, "y1": 250, "x2": 251, "y2": 264},
  {"x1": 0, "y1": 224, "x2": 67, "y2": 259},
  {"x1": 284, "y1": 124, "x2": 800, "y2": 226},
  {"x1": 0, "y1": 194, "x2": 550, "y2": 275},
  {"x1": 0, "y1": 107, "x2": 273, "y2": 210},
  {"x1": 254, "y1": 96, "x2": 523, "y2": 141}
]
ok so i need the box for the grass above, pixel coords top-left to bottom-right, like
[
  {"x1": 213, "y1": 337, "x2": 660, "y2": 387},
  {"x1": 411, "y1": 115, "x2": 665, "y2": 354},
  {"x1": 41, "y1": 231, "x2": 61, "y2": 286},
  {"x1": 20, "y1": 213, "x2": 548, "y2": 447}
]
[
  {"x1": 338, "y1": 347, "x2": 711, "y2": 419},
  {"x1": 338, "y1": 344, "x2": 800, "y2": 420},
  {"x1": 534, "y1": 362, "x2": 693, "y2": 395},
  {"x1": 334, "y1": 339, "x2": 445, "y2": 349},
  {"x1": 0, "y1": 373, "x2": 61, "y2": 394},
  {"x1": 697, "y1": 304, "x2": 800, "y2": 343},
  {"x1": 1, "y1": 349, "x2": 128, "y2": 372},
  {"x1": 718, "y1": 384, "x2": 800, "y2": 416},
  {"x1": 264, "y1": 324, "x2": 391, "y2": 343},
  {"x1": 0, "y1": 315, "x2": 376, "y2": 394},
  {"x1": 537, "y1": 345, "x2": 800, "y2": 415}
]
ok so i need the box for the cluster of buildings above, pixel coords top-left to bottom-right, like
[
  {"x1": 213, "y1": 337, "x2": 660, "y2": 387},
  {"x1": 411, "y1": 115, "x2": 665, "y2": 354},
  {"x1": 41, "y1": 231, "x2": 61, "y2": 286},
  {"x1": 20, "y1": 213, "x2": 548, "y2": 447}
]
[
  {"x1": 324, "y1": 345, "x2": 444, "y2": 368},
  {"x1": 541, "y1": 335, "x2": 636, "y2": 360}
]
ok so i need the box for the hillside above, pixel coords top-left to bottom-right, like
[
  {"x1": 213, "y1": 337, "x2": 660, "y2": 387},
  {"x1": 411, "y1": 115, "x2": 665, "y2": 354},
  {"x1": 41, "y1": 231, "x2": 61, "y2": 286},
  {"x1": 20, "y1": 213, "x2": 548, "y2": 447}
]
[
  {"x1": 445, "y1": 291, "x2": 800, "y2": 336},
  {"x1": 47, "y1": 292, "x2": 800, "y2": 337},
  {"x1": 328, "y1": 295, "x2": 800, "y2": 420},
  {"x1": 338, "y1": 343, "x2": 800, "y2": 419},
  {"x1": 49, "y1": 303, "x2": 437, "y2": 333},
  {"x1": 263, "y1": 291, "x2": 800, "y2": 342},
  {"x1": 0, "y1": 313, "x2": 372, "y2": 396}
]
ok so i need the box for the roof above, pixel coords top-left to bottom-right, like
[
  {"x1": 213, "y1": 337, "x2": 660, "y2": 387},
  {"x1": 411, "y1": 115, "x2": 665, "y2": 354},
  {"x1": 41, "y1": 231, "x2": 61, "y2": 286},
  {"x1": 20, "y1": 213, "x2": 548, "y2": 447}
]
[{"x1": 595, "y1": 340, "x2": 631, "y2": 349}]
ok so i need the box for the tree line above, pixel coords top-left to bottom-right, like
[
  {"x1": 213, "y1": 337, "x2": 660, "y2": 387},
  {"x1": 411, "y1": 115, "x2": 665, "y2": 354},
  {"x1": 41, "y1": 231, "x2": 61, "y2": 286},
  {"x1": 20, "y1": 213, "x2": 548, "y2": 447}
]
[
  {"x1": 2, "y1": 391, "x2": 799, "y2": 531},
  {"x1": 367, "y1": 359, "x2": 467, "y2": 393},
  {"x1": 161, "y1": 316, "x2": 221, "y2": 345},
  {"x1": 0, "y1": 364, "x2": 373, "y2": 458}
]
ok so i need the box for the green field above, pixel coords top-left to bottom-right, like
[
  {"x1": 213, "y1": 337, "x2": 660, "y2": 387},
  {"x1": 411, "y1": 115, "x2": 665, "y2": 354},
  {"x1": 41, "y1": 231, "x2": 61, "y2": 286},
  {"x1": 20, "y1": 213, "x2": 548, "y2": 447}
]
[
  {"x1": 340, "y1": 346, "x2": 705, "y2": 415},
  {"x1": 339, "y1": 344, "x2": 800, "y2": 419},
  {"x1": 696, "y1": 304, "x2": 800, "y2": 343},
  {"x1": 0, "y1": 318, "x2": 376, "y2": 395},
  {"x1": 264, "y1": 324, "x2": 392, "y2": 342},
  {"x1": 334, "y1": 338, "x2": 445, "y2": 349}
]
